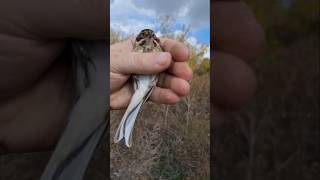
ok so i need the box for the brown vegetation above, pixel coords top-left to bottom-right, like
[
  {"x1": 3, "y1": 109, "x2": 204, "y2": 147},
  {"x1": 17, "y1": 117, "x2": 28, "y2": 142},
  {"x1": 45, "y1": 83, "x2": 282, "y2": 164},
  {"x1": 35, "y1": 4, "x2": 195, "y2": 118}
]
[{"x1": 111, "y1": 73, "x2": 210, "y2": 179}]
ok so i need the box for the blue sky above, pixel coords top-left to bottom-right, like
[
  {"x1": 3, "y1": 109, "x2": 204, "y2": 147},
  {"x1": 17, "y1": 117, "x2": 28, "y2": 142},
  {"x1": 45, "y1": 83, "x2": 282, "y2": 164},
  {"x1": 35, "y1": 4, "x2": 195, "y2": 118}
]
[{"x1": 110, "y1": 0, "x2": 210, "y2": 57}]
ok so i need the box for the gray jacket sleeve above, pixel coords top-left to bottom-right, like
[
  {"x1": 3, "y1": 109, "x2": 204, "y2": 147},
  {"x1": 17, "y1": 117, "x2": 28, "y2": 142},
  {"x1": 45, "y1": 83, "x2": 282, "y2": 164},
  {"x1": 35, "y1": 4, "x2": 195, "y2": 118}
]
[{"x1": 40, "y1": 41, "x2": 109, "y2": 180}]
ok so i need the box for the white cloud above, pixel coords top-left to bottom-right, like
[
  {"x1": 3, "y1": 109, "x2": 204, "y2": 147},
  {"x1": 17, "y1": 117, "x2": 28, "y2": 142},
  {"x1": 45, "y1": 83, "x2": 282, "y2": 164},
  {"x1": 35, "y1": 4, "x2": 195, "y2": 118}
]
[
  {"x1": 187, "y1": 36, "x2": 201, "y2": 49},
  {"x1": 131, "y1": 0, "x2": 210, "y2": 28},
  {"x1": 186, "y1": 0, "x2": 210, "y2": 27},
  {"x1": 204, "y1": 47, "x2": 210, "y2": 58},
  {"x1": 111, "y1": 20, "x2": 155, "y2": 36},
  {"x1": 186, "y1": 36, "x2": 210, "y2": 58},
  {"x1": 111, "y1": 0, "x2": 157, "y2": 35},
  {"x1": 174, "y1": 30, "x2": 184, "y2": 37},
  {"x1": 155, "y1": 31, "x2": 163, "y2": 37},
  {"x1": 110, "y1": 0, "x2": 210, "y2": 51},
  {"x1": 131, "y1": 0, "x2": 192, "y2": 16},
  {"x1": 111, "y1": 0, "x2": 209, "y2": 30},
  {"x1": 111, "y1": 0, "x2": 155, "y2": 20}
]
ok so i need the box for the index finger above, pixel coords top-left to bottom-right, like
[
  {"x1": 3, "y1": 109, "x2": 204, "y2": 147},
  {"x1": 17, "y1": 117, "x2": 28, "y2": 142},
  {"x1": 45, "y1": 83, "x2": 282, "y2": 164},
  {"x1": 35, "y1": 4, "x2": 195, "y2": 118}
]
[{"x1": 160, "y1": 38, "x2": 189, "y2": 62}]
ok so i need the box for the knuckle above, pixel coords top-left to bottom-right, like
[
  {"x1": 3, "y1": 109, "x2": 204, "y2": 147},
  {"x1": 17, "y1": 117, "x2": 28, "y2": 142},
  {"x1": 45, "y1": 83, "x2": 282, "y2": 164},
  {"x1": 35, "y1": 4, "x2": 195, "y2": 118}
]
[{"x1": 132, "y1": 53, "x2": 145, "y2": 70}]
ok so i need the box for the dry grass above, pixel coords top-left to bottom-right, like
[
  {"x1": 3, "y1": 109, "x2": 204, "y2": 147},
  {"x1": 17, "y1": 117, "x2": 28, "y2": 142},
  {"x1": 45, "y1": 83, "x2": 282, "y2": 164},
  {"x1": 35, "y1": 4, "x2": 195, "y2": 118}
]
[
  {"x1": 214, "y1": 31, "x2": 319, "y2": 180},
  {"x1": 110, "y1": 74, "x2": 210, "y2": 179}
]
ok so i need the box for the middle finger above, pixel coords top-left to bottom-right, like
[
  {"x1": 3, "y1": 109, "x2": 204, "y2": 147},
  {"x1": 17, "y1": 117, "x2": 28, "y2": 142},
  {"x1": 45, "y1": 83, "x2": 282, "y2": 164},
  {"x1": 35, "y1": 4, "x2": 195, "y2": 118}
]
[
  {"x1": 167, "y1": 61, "x2": 193, "y2": 81},
  {"x1": 157, "y1": 73, "x2": 190, "y2": 97}
]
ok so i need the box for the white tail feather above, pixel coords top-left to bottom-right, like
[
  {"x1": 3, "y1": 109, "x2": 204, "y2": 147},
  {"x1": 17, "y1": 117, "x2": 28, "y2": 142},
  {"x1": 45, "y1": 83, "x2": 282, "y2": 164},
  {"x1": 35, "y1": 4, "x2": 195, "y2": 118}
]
[{"x1": 114, "y1": 85, "x2": 149, "y2": 147}]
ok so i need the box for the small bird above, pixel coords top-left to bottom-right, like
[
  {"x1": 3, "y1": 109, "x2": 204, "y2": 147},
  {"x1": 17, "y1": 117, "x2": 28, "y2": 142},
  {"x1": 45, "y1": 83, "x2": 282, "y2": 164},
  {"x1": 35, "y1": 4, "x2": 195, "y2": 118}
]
[{"x1": 114, "y1": 29, "x2": 163, "y2": 147}]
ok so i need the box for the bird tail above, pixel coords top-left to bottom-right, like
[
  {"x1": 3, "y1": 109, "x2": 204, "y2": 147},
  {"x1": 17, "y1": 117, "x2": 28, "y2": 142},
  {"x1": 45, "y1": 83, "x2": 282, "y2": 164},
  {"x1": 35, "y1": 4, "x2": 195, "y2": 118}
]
[{"x1": 114, "y1": 86, "x2": 150, "y2": 147}]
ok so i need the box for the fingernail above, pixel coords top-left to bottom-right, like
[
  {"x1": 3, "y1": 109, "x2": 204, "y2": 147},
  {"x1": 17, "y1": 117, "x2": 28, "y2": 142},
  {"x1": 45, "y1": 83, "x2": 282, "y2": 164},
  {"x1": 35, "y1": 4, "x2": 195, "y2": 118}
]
[{"x1": 157, "y1": 53, "x2": 168, "y2": 65}]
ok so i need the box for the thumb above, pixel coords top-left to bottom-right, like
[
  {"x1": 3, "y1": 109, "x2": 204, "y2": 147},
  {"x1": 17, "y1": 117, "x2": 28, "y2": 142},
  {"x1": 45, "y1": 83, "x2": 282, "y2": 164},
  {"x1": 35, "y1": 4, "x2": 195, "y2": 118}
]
[{"x1": 120, "y1": 51, "x2": 172, "y2": 75}]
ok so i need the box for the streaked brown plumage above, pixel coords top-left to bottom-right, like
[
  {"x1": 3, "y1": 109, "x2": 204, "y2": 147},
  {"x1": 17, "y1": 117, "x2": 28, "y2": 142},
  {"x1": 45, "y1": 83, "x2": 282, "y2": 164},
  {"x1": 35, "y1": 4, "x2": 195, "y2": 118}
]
[{"x1": 114, "y1": 29, "x2": 163, "y2": 147}]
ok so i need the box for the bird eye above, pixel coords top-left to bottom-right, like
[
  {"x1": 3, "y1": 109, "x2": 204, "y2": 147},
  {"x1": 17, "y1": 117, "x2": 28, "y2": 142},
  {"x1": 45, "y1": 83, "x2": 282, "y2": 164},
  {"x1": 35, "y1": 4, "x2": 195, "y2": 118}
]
[
  {"x1": 136, "y1": 34, "x2": 143, "y2": 41},
  {"x1": 140, "y1": 40, "x2": 146, "y2": 46}
]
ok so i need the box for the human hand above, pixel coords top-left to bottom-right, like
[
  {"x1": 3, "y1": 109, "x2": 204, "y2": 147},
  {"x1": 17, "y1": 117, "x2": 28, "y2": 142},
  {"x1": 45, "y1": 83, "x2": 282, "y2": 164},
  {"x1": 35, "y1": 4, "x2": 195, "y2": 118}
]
[
  {"x1": 110, "y1": 38, "x2": 192, "y2": 110},
  {"x1": 212, "y1": 1, "x2": 266, "y2": 123},
  {"x1": 0, "y1": 0, "x2": 106, "y2": 152}
]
